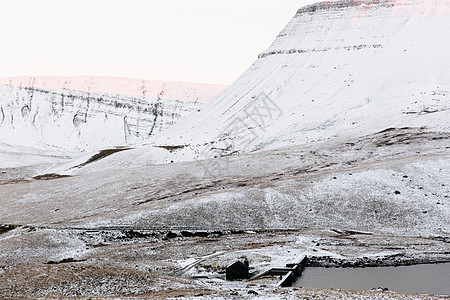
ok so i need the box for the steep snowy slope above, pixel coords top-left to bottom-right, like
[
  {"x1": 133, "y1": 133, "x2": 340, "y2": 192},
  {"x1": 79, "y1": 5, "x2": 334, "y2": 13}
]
[
  {"x1": 158, "y1": 0, "x2": 450, "y2": 152},
  {"x1": 59, "y1": 0, "x2": 450, "y2": 174},
  {"x1": 0, "y1": 78, "x2": 226, "y2": 152}
]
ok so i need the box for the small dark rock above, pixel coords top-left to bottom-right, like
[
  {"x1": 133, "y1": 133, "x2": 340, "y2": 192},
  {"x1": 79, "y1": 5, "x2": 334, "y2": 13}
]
[
  {"x1": 0, "y1": 225, "x2": 18, "y2": 235},
  {"x1": 372, "y1": 287, "x2": 389, "y2": 291},
  {"x1": 166, "y1": 231, "x2": 178, "y2": 239},
  {"x1": 46, "y1": 257, "x2": 82, "y2": 264},
  {"x1": 194, "y1": 231, "x2": 210, "y2": 237},
  {"x1": 248, "y1": 290, "x2": 259, "y2": 295},
  {"x1": 122, "y1": 230, "x2": 151, "y2": 239},
  {"x1": 231, "y1": 230, "x2": 245, "y2": 235}
]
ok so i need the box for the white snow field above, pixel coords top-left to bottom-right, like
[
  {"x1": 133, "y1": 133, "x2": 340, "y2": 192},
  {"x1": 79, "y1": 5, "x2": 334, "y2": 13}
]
[{"x1": 0, "y1": 0, "x2": 449, "y2": 298}]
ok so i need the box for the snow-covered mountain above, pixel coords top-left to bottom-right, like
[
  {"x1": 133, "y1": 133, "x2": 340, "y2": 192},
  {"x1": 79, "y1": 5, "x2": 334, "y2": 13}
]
[
  {"x1": 65, "y1": 0, "x2": 450, "y2": 173},
  {"x1": 0, "y1": 77, "x2": 226, "y2": 152},
  {"x1": 158, "y1": 0, "x2": 450, "y2": 151}
]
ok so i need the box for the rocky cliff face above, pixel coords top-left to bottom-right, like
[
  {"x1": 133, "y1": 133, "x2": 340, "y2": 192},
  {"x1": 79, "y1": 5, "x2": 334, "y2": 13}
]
[{"x1": 0, "y1": 79, "x2": 225, "y2": 151}]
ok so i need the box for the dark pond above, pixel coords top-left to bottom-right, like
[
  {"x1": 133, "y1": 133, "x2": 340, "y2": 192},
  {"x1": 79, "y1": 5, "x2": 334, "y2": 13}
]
[{"x1": 294, "y1": 263, "x2": 450, "y2": 296}]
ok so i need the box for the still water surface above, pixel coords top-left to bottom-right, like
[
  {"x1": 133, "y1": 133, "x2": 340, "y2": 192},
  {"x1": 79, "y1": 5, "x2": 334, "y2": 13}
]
[{"x1": 294, "y1": 263, "x2": 450, "y2": 295}]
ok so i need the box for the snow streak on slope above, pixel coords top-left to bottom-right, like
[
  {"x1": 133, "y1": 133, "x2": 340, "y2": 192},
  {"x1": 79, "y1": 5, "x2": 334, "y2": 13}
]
[{"x1": 0, "y1": 79, "x2": 226, "y2": 152}]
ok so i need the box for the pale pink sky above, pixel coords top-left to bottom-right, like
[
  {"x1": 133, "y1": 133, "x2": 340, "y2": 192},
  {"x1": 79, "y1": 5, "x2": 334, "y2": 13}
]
[
  {"x1": 0, "y1": 75, "x2": 227, "y2": 101},
  {"x1": 0, "y1": 0, "x2": 317, "y2": 85}
]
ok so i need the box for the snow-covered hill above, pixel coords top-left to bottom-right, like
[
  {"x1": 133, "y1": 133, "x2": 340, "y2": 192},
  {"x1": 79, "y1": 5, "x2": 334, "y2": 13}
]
[
  {"x1": 0, "y1": 78, "x2": 226, "y2": 153},
  {"x1": 54, "y1": 0, "x2": 449, "y2": 175},
  {"x1": 158, "y1": 0, "x2": 450, "y2": 152}
]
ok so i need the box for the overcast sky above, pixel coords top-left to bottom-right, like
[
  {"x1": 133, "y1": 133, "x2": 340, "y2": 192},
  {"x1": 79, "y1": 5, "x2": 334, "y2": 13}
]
[{"x1": 0, "y1": 0, "x2": 317, "y2": 85}]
